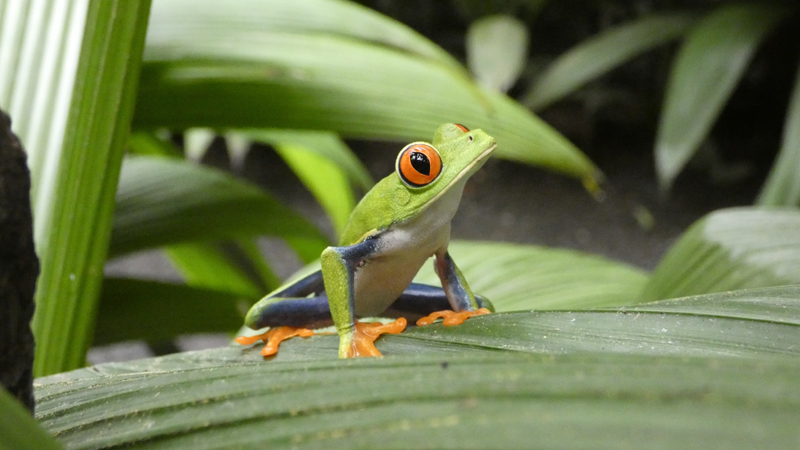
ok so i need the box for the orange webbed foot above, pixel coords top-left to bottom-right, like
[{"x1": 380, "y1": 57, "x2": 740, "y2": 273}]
[
  {"x1": 344, "y1": 317, "x2": 407, "y2": 358},
  {"x1": 416, "y1": 308, "x2": 491, "y2": 327},
  {"x1": 235, "y1": 326, "x2": 315, "y2": 357}
]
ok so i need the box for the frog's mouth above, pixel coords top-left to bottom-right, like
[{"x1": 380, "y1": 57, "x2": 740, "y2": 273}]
[{"x1": 428, "y1": 143, "x2": 497, "y2": 205}]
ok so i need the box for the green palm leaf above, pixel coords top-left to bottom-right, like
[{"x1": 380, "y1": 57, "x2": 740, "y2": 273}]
[
  {"x1": 135, "y1": 0, "x2": 599, "y2": 183},
  {"x1": 642, "y1": 208, "x2": 800, "y2": 300},
  {"x1": 36, "y1": 286, "x2": 800, "y2": 449},
  {"x1": 110, "y1": 156, "x2": 330, "y2": 261},
  {"x1": 414, "y1": 241, "x2": 648, "y2": 310},
  {"x1": 757, "y1": 62, "x2": 800, "y2": 206},
  {"x1": 94, "y1": 278, "x2": 245, "y2": 345},
  {"x1": 0, "y1": 0, "x2": 152, "y2": 376},
  {"x1": 523, "y1": 13, "x2": 698, "y2": 111},
  {"x1": 654, "y1": 3, "x2": 787, "y2": 192},
  {"x1": 0, "y1": 389, "x2": 62, "y2": 450}
]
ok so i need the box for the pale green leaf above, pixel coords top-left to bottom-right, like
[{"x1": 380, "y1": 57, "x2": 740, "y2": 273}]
[
  {"x1": 0, "y1": 389, "x2": 62, "y2": 450},
  {"x1": 165, "y1": 242, "x2": 264, "y2": 298},
  {"x1": 126, "y1": 133, "x2": 296, "y2": 282},
  {"x1": 244, "y1": 129, "x2": 373, "y2": 192},
  {"x1": 135, "y1": 0, "x2": 600, "y2": 183},
  {"x1": 235, "y1": 239, "x2": 281, "y2": 291},
  {"x1": 655, "y1": 4, "x2": 787, "y2": 192},
  {"x1": 147, "y1": 0, "x2": 464, "y2": 73},
  {"x1": 244, "y1": 129, "x2": 366, "y2": 237},
  {"x1": 35, "y1": 286, "x2": 800, "y2": 449},
  {"x1": 183, "y1": 127, "x2": 214, "y2": 162},
  {"x1": 414, "y1": 241, "x2": 648, "y2": 310},
  {"x1": 523, "y1": 13, "x2": 698, "y2": 110},
  {"x1": 757, "y1": 62, "x2": 800, "y2": 206},
  {"x1": 466, "y1": 15, "x2": 528, "y2": 93},
  {"x1": 2, "y1": 0, "x2": 152, "y2": 376},
  {"x1": 223, "y1": 131, "x2": 251, "y2": 171},
  {"x1": 94, "y1": 278, "x2": 245, "y2": 345},
  {"x1": 128, "y1": 132, "x2": 280, "y2": 299},
  {"x1": 110, "y1": 156, "x2": 330, "y2": 258},
  {"x1": 642, "y1": 207, "x2": 800, "y2": 300},
  {"x1": 127, "y1": 131, "x2": 182, "y2": 158},
  {"x1": 275, "y1": 144, "x2": 355, "y2": 237}
]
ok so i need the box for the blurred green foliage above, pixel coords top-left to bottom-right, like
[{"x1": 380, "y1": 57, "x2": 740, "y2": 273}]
[{"x1": 3, "y1": 0, "x2": 800, "y2": 447}]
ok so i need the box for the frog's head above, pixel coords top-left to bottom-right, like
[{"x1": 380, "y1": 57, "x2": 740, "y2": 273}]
[{"x1": 392, "y1": 123, "x2": 496, "y2": 213}]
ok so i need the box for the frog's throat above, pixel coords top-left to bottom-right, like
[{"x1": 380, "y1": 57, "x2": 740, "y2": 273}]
[{"x1": 427, "y1": 143, "x2": 496, "y2": 207}]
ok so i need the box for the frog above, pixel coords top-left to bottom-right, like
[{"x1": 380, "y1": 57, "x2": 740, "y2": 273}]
[{"x1": 236, "y1": 123, "x2": 496, "y2": 358}]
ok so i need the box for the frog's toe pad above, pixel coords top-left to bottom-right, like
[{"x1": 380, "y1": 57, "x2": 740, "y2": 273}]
[
  {"x1": 235, "y1": 326, "x2": 315, "y2": 357},
  {"x1": 345, "y1": 318, "x2": 407, "y2": 358},
  {"x1": 416, "y1": 308, "x2": 491, "y2": 327}
]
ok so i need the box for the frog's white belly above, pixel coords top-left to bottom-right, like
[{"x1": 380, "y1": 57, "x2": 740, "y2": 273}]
[{"x1": 351, "y1": 181, "x2": 466, "y2": 316}]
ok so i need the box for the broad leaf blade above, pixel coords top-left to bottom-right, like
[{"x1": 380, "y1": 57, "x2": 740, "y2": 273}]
[
  {"x1": 127, "y1": 131, "x2": 182, "y2": 158},
  {"x1": 757, "y1": 62, "x2": 800, "y2": 206},
  {"x1": 414, "y1": 241, "x2": 649, "y2": 310},
  {"x1": 627, "y1": 286, "x2": 800, "y2": 325},
  {"x1": 466, "y1": 15, "x2": 528, "y2": 93},
  {"x1": 2, "y1": 0, "x2": 152, "y2": 376},
  {"x1": 0, "y1": 389, "x2": 62, "y2": 450},
  {"x1": 110, "y1": 156, "x2": 330, "y2": 257},
  {"x1": 165, "y1": 242, "x2": 264, "y2": 298},
  {"x1": 37, "y1": 354, "x2": 800, "y2": 449},
  {"x1": 523, "y1": 13, "x2": 698, "y2": 110},
  {"x1": 389, "y1": 287, "x2": 800, "y2": 358},
  {"x1": 275, "y1": 143, "x2": 355, "y2": 237},
  {"x1": 234, "y1": 239, "x2": 281, "y2": 293},
  {"x1": 642, "y1": 208, "x2": 800, "y2": 300},
  {"x1": 654, "y1": 4, "x2": 787, "y2": 192},
  {"x1": 145, "y1": 0, "x2": 464, "y2": 73},
  {"x1": 135, "y1": 0, "x2": 600, "y2": 182},
  {"x1": 37, "y1": 355, "x2": 800, "y2": 450},
  {"x1": 35, "y1": 284, "x2": 800, "y2": 450},
  {"x1": 183, "y1": 127, "x2": 214, "y2": 162},
  {"x1": 94, "y1": 278, "x2": 246, "y2": 345},
  {"x1": 244, "y1": 129, "x2": 374, "y2": 192}
]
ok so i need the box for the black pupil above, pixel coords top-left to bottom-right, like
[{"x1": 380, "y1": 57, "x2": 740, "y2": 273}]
[{"x1": 409, "y1": 152, "x2": 430, "y2": 175}]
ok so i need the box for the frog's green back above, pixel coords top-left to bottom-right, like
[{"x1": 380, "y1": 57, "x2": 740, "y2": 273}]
[{"x1": 338, "y1": 175, "x2": 403, "y2": 245}]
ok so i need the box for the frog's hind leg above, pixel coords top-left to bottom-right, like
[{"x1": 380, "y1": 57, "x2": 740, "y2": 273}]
[
  {"x1": 238, "y1": 270, "x2": 330, "y2": 357},
  {"x1": 237, "y1": 295, "x2": 331, "y2": 357},
  {"x1": 387, "y1": 283, "x2": 494, "y2": 321},
  {"x1": 415, "y1": 251, "x2": 492, "y2": 326},
  {"x1": 245, "y1": 295, "x2": 333, "y2": 329}
]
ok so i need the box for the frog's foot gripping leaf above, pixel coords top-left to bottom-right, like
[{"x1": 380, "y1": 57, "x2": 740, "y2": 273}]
[
  {"x1": 341, "y1": 318, "x2": 407, "y2": 358},
  {"x1": 235, "y1": 327, "x2": 315, "y2": 357},
  {"x1": 416, "y1": 308, "x2": 491, "y2": 327}
]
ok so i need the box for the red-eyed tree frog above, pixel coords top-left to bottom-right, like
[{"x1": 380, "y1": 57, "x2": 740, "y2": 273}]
[{"x1": 236, "y1": 123, "x2": 496, "y2": 358}]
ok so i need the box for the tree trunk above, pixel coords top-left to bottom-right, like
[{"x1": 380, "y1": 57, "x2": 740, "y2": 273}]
[{"x1": 0, "y1": 109, "x2": 39, "y2": 413}]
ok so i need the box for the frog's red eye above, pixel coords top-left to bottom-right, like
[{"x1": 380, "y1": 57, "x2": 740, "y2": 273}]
[
  {"x1": 396, "y1": 142, "x2": 442, "y2": 187},
  {"x1": 455, "y1": 124, "x2": 470, "y2": 133}
]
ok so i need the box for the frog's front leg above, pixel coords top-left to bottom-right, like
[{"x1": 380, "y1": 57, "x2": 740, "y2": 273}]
[
  {"x1": 321, "y1": 240, "x2": 407, "y2": 358},
  {"x1": 417, "y1": 250, "x2": 491, "y2": 326}
]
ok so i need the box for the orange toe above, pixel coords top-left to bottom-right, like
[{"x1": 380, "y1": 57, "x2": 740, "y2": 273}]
[
  {"x1": 236, "y1": 326, "x2": 314, "y2": 357},
  {"x1": 416, "y1": 308, "x2": 491, "y2": 327},
  {"x1": 346, "y1": 317, "x2": 407, "y2": 357}
]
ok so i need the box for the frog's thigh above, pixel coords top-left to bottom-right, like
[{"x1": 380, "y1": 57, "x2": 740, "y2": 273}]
[
  {"x1": 434, "y1": 250, "x2": 479, "y2": 312},
  {"x1": 245, "y1": 295, "x2": 333, "y2": 329},
  {"x1": 269, "y1": 270, "x2": 325, "y2": 298}
]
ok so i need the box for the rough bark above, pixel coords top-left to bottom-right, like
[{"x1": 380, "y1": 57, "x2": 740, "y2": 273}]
[{"x1": 0, "y1": 109, "x2": 39, "y2": 413}]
